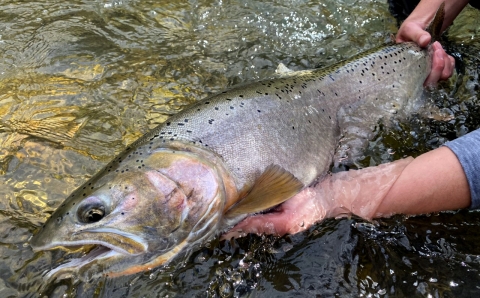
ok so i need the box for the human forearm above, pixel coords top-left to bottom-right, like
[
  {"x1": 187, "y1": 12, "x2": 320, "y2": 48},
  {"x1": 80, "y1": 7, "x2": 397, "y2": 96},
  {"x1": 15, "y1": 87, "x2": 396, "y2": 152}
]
[
  {"x1": 374, "y1": 147, "x2": 470, "y2": 216},
  {"x1": 397, "y1": 0, "x2": 470, "y2": 34}
]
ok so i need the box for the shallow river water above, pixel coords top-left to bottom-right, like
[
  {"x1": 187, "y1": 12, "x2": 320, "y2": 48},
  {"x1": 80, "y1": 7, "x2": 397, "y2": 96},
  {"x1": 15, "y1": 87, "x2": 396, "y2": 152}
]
[{"x1": 0, "y1": 0, "x2": 479, "y2": 297}]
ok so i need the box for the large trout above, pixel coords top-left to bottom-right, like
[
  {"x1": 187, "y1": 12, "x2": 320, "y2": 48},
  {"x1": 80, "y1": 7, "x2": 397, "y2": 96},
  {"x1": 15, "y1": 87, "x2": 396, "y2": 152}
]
[{"x1": 30, "y1": 4, "x2": 445, "y2": 279}]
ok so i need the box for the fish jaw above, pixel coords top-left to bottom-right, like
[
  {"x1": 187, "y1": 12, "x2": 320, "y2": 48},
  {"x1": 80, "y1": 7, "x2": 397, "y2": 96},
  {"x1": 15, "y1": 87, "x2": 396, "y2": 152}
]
[{"x1": 30, "y1": 145, "x2": 234, "y2": 278}]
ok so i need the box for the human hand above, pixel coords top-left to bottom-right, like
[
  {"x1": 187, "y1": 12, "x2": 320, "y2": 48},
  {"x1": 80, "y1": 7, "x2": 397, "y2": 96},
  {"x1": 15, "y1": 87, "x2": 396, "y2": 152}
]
[
  {"x1": 396, "y1": 21, "x2": 455, "y2": 86},
  {"x1": 222, "y1": 158, "x2": 413, "y2": 239},
  {"x1": 222, "y1": 187, "x2": 331, "y2": 239}
]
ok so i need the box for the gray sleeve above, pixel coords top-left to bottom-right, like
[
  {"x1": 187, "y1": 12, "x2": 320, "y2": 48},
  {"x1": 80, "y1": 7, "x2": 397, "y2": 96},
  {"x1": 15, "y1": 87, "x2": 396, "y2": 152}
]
[{"x1": 444, "y1": 129, "x2": 480, "y2": 209}]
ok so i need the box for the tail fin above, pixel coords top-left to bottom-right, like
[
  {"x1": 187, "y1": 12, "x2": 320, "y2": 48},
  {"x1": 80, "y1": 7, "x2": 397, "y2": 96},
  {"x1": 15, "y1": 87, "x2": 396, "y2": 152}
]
[{"x1": 425, "y1": 2, "x2": 445, "y2": 42}]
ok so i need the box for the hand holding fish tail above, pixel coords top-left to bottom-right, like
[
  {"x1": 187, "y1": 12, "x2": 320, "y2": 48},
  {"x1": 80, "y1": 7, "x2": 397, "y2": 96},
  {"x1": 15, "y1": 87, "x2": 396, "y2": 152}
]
[
  {"x1": 396, "y1": 28, "x2": 453, "y2": 86},
  {"x1": 395, "y1": 0, "x2": 470, "y2": 86}
]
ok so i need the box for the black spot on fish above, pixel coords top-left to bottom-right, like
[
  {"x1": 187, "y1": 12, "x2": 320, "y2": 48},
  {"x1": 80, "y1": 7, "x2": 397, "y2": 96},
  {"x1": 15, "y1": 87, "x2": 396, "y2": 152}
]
[
  {"x1": 230, "y1": 106, "x2": 234, "y2": 109},
  {"x1": 177, "y1": 123, "x2": 184, "y2": 126},
  {"x1": 257, "y1": 110, "x2": 261, "y2": 113},
  {"x1": 166, "y1": 122, "x2": 171, "y2": 126},
  {"x1": 215, "y1": 107, "x2": 219, "y2": 110}
]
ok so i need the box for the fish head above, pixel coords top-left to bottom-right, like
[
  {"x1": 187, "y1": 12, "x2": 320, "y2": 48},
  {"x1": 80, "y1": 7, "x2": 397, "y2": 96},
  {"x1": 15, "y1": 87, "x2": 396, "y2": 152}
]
[{"x1": 30, "y1": 147, "x2": 233, "y2": 278}]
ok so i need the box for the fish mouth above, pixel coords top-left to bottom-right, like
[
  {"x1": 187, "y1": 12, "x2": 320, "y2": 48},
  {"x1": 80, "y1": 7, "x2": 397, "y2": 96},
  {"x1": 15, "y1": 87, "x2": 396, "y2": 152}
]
[
  {"x1": 31, "y1": 228, "x2": 148, "y2": 277},
  {"x1": 45, "y1": 245, "x2": 119, "y2": 278}
]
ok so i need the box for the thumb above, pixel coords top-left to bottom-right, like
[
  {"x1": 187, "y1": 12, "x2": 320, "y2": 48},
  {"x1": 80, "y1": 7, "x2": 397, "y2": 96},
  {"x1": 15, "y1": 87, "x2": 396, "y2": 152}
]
[{"x1": 396, "y1": 22, "x2": 431, "y2": 47}]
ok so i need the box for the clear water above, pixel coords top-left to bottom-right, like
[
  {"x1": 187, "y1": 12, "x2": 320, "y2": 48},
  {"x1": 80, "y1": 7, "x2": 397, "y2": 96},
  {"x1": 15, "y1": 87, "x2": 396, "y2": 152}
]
[{"x1": 0, "y1": 0, "x2": 479, "y2": 297}]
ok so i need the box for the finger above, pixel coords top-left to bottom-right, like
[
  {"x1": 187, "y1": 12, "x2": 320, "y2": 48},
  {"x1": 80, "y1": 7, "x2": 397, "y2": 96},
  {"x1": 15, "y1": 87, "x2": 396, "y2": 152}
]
[
  {"x1": 424, "y1": 45, "x2": 445, "y2": 86},
  {"x1": 396, "y1": 22, "x2": 431, "y2": 47},
  {"x1": 221, "y1": 212, "x2": 290, "y2": 239},
  {"x1": 441, "y1": 55, "x2": 455, "y2": 81}
]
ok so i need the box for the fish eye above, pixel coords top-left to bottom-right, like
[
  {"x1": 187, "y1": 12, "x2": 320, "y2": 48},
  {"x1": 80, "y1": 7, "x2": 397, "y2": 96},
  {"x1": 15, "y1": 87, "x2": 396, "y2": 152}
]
[
  {"x1": 81, "y1": 207, "x2": 105, "y2": 223},
  {"x1": 77, "y1": 198, "x2": 106, "y2": 223}
]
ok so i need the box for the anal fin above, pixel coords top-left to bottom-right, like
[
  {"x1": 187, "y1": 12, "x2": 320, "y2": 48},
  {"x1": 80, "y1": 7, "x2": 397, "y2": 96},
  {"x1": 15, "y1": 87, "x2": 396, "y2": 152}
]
[{"x1": 224, "y1": 164, "x2": 304, "y2": 219}]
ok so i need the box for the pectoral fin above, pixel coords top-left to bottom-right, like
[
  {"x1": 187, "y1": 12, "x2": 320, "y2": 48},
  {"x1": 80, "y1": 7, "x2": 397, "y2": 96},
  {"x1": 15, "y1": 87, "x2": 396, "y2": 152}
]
[{"x1": 224, "y1": 165, "x2": 304, "y2": 219}]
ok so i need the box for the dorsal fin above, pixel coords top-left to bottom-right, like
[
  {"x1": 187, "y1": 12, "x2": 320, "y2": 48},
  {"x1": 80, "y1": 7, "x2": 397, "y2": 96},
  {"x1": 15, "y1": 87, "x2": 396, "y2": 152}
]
[
  {"x1": 425, "y1": 2, "x2": 445, "y2": 42},
  {"x1": 224, "y1": 164, "x2": 304, "y2": 219},
  {"x1": 275, "y1": 63, "x2": 293, "y2": 74}
]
